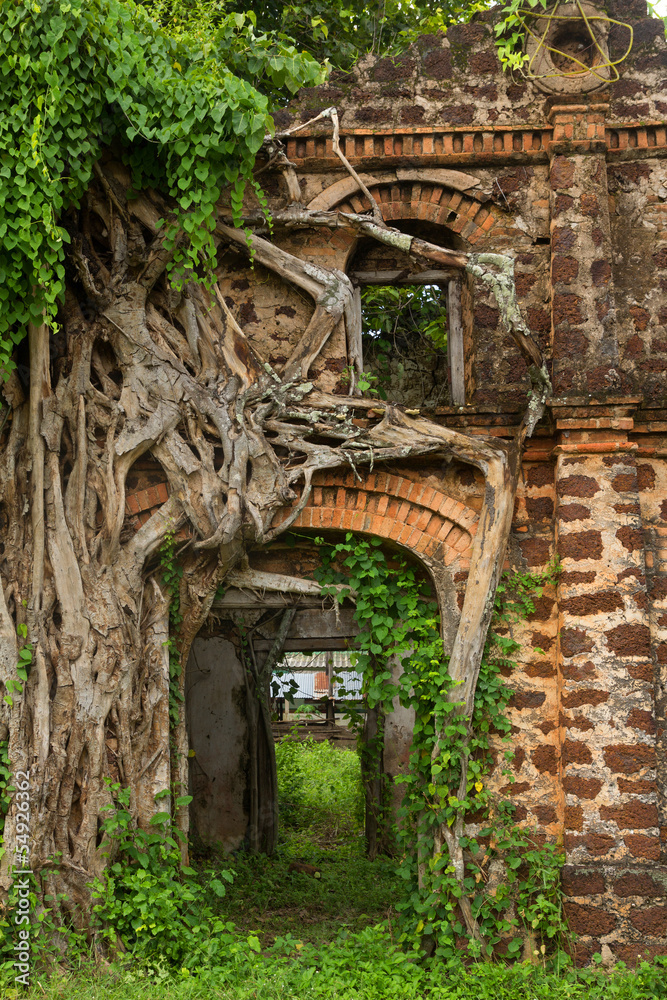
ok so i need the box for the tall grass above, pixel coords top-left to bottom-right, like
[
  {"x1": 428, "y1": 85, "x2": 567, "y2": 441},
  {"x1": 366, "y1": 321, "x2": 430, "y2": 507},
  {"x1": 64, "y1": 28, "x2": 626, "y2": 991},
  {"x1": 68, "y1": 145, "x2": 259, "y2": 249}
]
[{"x1": 275, "y1": 733, "x2": 364, "y2": 846}]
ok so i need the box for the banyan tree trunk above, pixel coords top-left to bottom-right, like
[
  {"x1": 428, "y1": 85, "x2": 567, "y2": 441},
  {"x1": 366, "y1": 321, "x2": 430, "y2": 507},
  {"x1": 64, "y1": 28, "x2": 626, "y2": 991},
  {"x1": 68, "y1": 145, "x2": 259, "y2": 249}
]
[{"x1": 0, "y1": 146, "x2": 548, "y2": 933}]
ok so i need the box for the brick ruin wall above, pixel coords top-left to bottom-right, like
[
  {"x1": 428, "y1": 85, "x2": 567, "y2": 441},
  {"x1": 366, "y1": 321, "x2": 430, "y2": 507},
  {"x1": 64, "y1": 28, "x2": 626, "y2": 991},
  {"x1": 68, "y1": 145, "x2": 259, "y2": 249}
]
[{"x1": 122, "y1": 0, "x2": 667, "y2": 963}]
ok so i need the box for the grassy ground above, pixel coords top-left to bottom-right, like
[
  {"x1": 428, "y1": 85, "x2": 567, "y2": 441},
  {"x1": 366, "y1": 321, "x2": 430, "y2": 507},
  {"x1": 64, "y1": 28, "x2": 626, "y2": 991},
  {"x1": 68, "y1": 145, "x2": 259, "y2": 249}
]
[
  {"x1": 7, "y1": 738, "x2": 667, "y2": 998},
  {"x1": 210, "y1": 831, "x2": 398, "y2": 947},
  {"x1": 199, "y1": 731, "x2": 398, "y2": 946}
]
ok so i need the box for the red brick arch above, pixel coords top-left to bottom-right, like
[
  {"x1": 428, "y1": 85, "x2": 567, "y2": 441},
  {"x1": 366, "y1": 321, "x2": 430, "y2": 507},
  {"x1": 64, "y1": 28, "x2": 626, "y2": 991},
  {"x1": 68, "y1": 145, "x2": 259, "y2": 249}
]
[
  {"x1": 337, "y1": 181, "x2": 499, "y2": 247},
  {"x1": 124, "y1": 473, "x2": 478, "y2": 574},
  {"x1": 271, "y1": 469, "x2": 478, "y2": 570}
]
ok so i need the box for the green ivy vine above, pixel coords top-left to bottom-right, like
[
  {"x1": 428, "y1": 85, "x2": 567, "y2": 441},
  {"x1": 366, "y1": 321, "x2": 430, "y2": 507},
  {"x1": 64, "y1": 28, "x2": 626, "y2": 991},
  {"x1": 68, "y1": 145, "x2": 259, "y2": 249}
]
[
  {"x1": 312, "y1": 532, "x2": 567, "y2": 966},
  {"x1": 0, "y1": 0, "x2": 324, "y2": 377}
]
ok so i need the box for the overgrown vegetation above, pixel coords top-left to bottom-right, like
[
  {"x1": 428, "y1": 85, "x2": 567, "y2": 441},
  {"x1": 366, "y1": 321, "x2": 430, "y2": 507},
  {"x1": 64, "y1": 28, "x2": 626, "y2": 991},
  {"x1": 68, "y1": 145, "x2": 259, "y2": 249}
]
[
  {"x1": 357, "y1": 285, "x2": 450, "y2": 405},
  {"x1": 0, "y1": 0, "x2": 324, "y2": 376},
  {"x1": 314, "y1": 534, "x2": 567, "y2": 963},
  {"x1": 11, "y1": 957, "x2": 667, "y2": 1000},
  {"x1": 5, "y1": 698, "x2": 667, "y2": 994},
  {"x1": 275, "y1": 734, "x2": 364, "y2": 844}
]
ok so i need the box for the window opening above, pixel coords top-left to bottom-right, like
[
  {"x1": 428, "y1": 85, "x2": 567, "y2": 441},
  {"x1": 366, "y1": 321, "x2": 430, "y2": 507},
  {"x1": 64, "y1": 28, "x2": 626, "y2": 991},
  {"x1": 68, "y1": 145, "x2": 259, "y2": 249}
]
[{"x1": 348, "y1": 223, "x2": 468, "y2": 407}]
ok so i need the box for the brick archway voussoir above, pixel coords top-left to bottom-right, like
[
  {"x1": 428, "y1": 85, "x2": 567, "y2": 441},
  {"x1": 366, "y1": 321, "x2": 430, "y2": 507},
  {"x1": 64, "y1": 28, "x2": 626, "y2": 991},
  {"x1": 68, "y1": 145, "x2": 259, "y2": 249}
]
[
  {"x1": 271, "y1": 470, "x2": 478, "y2": 570},
  {"x1": 337, "y1": 181, "x2": 499, "y2": 248}
]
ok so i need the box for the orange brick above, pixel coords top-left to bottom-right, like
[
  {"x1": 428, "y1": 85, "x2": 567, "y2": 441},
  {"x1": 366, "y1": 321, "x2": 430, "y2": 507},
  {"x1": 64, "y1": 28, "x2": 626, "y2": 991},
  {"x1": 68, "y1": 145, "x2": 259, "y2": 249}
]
[
  {"x1": 351, "y1": 511, "x2": 365, "y2": 530},
  {"x1": 397, "y1": 500, "x2": 411, "y2": 521},
  {"x1": 452, "y1": 500, "x2": 467, "y2": 520},
  {"x1": 444, "y1": 547, "x2": 460, "y2": 567},
  {"x1": 342, "y1": 510, "x2": 354, "y2": 530},
  {"x1": 397, "y1": 479, "x2": 412, "y2": 499},
  {"x1": 386, "y1": 500, "x2": 400, "y2": 519},
  {"x1": 356, "y1": 491, "x2": 368, "y2": 511},
  {"x1": 426, "y1": 518, "x2": 441, "y2": 537},
  {"x1": 377, "y1": 495, "x2": 389, "y2": 516},
  {"x1": 126, "y1": 494, "x2": 141, "y2": 515},
  {"x1": 406, "y1": 528, "x2": 422, "y2": 549},
  {"x1": 336, "y1": 487, "x2": 346, "y2": 509},
  {"x1": 371, "y1": 514, "x2": 385, "y2": 535},
  {"x1": 482, "y1": 213, "x2": 496, "y2": 232},
  {"x1": 429, "y1": 490, "x2": 446, "y2": 511},
  {"x1": 416, "y1": 509, "x2": 432, "y2": 531},
  {"x1": 386, "y1": 475, "x2": 400, "y2": 494},
  {"x1": 455, "y1": 531, "x2": 472, "y2": 552},
  {"x1": 410, "y1": 485, "x2": 426, "y2": 505},
  {"x1": 330, "y1": 509, "x2": 344, "y2": 529},
  {"x1": 389, "y1": 521, "x2": 404, "y2": 541},
  {"x1": 398, "y1": 524, "x2": 413, "y2": 545},
  {"x1": 321, "y1": 508, "x2": 334, "y2": 528},
  {"x1": 422, "y1": 537, "x2": 439, "y2": 559},
  {"x1": 421, "y1": 486, "x2": 436, "y2": 508},
  {"x1": 311, "y1": 509, "x2": 323, "y2": 528},
  {"x1": 447, "y1": 527, "x2": 464, "y2": 547},
  {"x1": 438, "y1": 522, "x2": 454, "y2": 542}
]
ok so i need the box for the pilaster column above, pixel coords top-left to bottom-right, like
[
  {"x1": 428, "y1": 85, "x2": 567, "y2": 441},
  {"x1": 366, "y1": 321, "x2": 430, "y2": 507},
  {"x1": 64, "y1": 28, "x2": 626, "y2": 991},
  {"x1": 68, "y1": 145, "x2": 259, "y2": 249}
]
[
  {"x1": 549, "y1": 102, "x2": 621, "y2": 397},
  {"x1": 554, "y1": 420, "x2": 663, "y2": 964}
]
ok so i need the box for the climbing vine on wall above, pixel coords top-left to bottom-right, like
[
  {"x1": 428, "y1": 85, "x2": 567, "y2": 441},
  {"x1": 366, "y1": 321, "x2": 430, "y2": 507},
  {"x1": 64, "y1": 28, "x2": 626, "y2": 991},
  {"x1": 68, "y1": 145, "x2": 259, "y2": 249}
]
[
  {"x1": 0, "y1": 0, "x2": 324, "y2": 375},
  {"x1": 494, "y1": 0, "x2": 633, "y2": 78},
  {"x1": 314, "y1": 533, "x2": 567, "y2": 965}
]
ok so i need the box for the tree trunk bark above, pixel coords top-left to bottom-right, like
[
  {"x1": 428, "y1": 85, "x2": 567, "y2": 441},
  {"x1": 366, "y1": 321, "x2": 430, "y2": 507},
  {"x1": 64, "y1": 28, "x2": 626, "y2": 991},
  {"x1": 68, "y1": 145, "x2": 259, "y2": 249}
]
[{"x1": 0, "y1": 149, "x2": 548, "y2": 932}]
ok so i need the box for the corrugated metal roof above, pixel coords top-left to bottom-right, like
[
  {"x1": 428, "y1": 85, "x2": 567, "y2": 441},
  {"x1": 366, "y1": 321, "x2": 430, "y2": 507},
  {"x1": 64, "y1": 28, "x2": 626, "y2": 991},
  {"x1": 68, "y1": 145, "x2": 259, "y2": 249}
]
[
  {"x1": 282, "y1": 650, "x2": 355, "y2": 671},
  {"x1": 273, "y1": 668, "x2": 362, "y2": 700},
  {"x1": 273, "y1": 651, "x2": 362, "y2": 700}
]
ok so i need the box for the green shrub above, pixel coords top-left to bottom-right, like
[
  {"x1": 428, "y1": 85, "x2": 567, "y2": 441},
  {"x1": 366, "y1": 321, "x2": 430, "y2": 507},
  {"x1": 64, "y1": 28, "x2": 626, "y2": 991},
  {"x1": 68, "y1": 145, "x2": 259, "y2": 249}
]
[
  {"x1": 275, "y1": 734, "x2": 364, "y2": 843},
  {"x1": 90, "y1": 784, "x2": 243, "y2": 973}
]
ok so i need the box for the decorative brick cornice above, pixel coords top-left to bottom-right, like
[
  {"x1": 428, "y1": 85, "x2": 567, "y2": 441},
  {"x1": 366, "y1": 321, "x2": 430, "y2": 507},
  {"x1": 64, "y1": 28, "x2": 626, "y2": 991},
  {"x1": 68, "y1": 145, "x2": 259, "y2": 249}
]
[{"x1": 284, "y1": 123, "x2": 667, "y2": 172}]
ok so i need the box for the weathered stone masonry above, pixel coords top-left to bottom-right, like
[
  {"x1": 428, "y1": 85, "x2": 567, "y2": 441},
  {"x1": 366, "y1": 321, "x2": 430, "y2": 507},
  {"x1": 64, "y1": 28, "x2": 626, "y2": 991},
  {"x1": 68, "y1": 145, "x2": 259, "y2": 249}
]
[{"x1": 123, "y1": 0, "x2": 667, "y2": 962}]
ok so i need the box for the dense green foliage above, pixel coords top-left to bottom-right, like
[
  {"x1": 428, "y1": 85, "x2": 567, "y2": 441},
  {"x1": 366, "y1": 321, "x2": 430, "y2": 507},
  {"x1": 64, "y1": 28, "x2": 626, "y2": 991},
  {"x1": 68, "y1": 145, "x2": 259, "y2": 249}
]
[
  {"x1": 218, "y1": 0, "x2": 478, "y2": 72},
  {"x1": 0, "y1": 0, "x2": 324, "y2": 377},
  {"x1": 357, "y1": 284, "x2": 449, "y2": 399},
  {"x1": 90, "y1": 782, "x2": 238, "y2": 972},
  {"x1": 275, "y1": 734, "x2": 364, "y2": 843}
]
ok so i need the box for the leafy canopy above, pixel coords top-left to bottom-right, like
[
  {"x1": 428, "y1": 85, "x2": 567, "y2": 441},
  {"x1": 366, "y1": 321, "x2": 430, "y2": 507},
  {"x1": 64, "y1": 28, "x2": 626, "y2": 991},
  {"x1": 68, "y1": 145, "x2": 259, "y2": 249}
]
[
  {"x1": 180, "y1": 0, "x2": 481, "y2": 72},
  {"x1": 0, "y1": 0, "x2": 324, "y2": 376}
]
